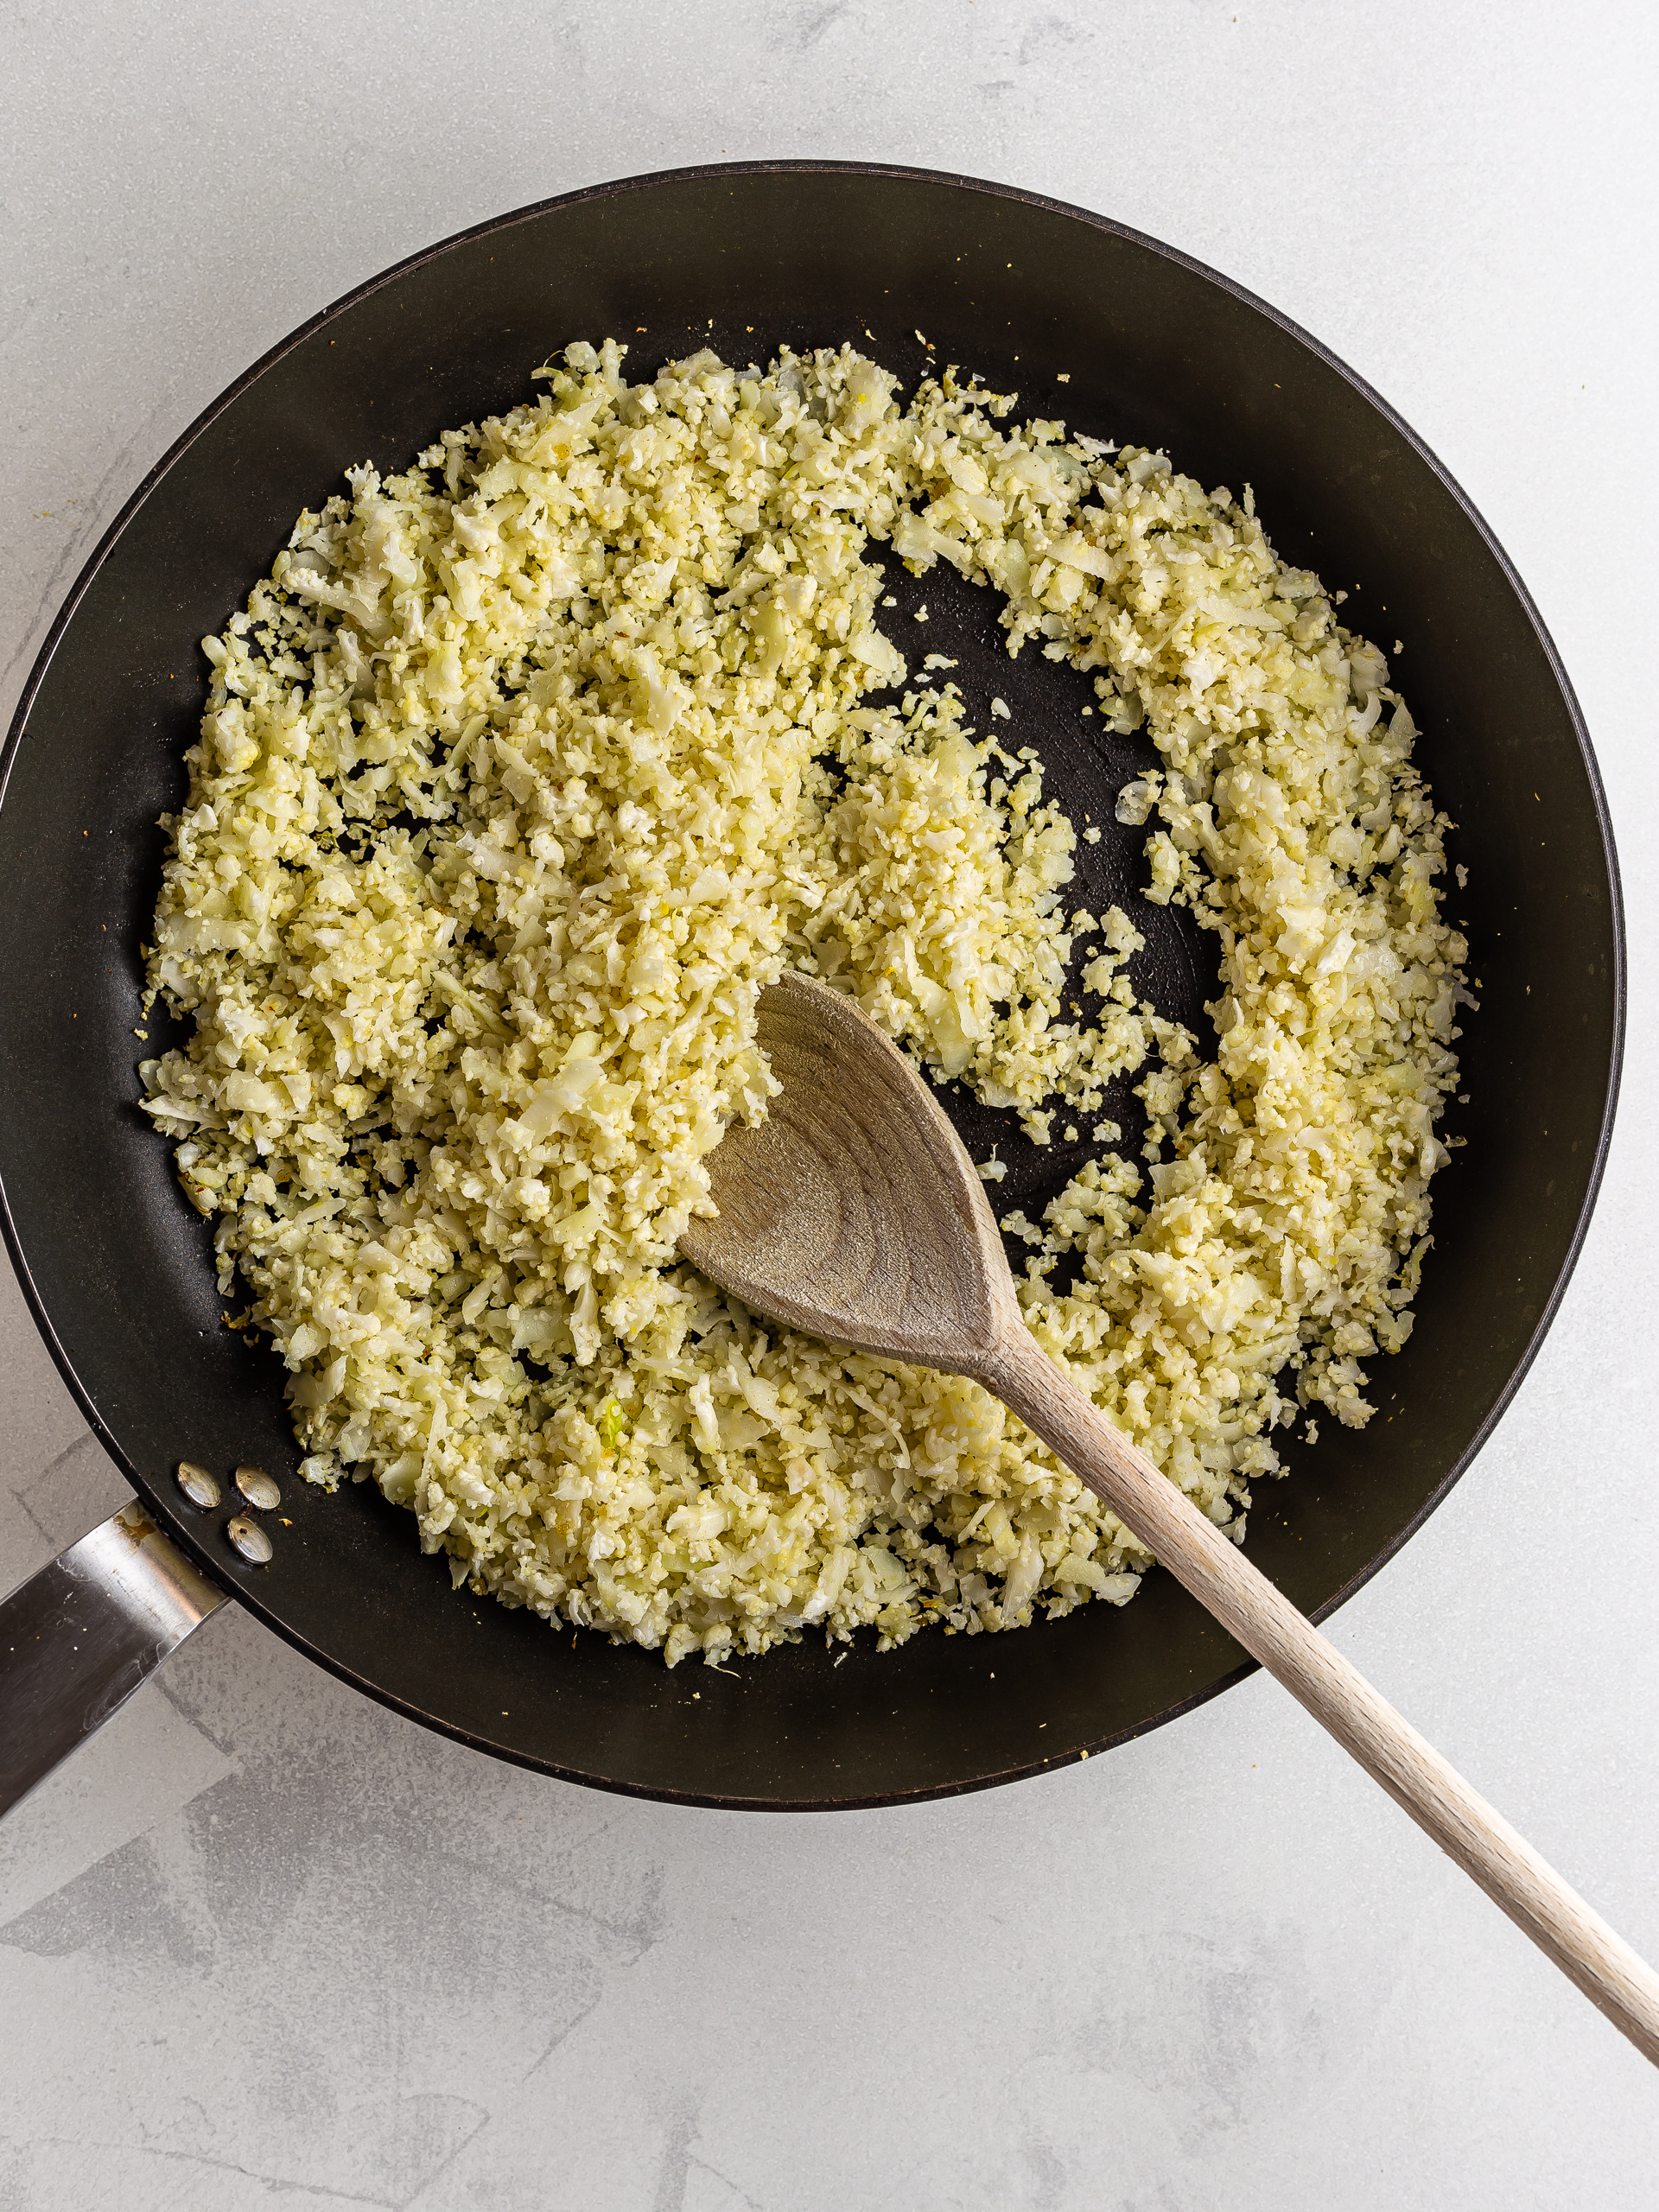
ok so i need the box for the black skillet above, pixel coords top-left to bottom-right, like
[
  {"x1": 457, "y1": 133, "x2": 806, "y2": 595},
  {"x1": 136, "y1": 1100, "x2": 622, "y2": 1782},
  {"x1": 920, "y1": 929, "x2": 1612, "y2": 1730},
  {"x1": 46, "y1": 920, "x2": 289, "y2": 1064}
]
[{"x1": 0, "y1": 162, "x2": 1621, "y2": 1812}]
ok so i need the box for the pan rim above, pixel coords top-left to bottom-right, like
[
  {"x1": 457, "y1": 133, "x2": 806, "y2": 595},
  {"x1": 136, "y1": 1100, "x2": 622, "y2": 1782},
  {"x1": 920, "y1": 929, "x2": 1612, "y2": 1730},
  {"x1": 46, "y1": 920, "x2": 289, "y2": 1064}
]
[{"x1": 0, "y1": 157, "x2": 1626, "y2": 1811}]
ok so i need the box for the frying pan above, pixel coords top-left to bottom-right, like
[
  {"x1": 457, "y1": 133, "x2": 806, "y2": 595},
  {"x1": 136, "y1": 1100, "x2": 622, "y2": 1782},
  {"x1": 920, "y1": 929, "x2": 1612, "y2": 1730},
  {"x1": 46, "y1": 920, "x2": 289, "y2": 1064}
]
[{"x1": 0, "y1": 162, "x2": 1622, "y2": 1814}]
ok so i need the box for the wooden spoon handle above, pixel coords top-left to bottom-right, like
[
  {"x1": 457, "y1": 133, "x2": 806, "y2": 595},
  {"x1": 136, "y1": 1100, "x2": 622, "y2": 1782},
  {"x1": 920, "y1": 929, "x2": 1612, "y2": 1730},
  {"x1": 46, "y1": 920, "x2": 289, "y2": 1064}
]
[{"x1": 978, "y1": 1326, "x2": 1659, "y2": 2069}]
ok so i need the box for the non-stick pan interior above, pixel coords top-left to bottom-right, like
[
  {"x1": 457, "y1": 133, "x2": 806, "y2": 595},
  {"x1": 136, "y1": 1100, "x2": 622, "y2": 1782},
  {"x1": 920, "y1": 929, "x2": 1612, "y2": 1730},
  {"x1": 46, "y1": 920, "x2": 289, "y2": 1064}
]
[{"x1": 0, "y1": 165, "x2": 1619, "y2": 1807}]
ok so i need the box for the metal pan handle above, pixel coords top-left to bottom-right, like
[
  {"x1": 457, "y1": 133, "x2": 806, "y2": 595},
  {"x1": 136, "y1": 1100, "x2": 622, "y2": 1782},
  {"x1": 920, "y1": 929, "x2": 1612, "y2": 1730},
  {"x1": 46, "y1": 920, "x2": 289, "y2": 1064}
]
[{"x1": 0, "y1": 1502, "x2": 228, "y2": 1818}]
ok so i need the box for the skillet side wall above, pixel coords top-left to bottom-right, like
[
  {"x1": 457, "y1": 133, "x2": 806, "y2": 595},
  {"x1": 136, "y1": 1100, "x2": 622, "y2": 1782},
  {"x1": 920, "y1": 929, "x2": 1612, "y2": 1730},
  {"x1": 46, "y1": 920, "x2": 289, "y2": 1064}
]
[{"x1": 0, "y1": 168, "x2": 1619, "y2": 1807}]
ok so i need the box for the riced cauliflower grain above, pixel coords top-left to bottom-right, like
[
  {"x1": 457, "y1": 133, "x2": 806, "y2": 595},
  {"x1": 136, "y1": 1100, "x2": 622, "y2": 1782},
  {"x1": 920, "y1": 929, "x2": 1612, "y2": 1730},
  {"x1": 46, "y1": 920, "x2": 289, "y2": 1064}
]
[{"x1": 141, "y1": 340, "x2": 1465, "y2": 1665}]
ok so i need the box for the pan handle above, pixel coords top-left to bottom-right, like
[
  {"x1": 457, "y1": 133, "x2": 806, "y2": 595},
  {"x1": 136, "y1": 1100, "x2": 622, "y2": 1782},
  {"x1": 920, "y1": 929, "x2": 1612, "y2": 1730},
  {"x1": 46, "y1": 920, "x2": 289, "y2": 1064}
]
[{"x1": 0, "y1": 1502, "x2": 229, "y2": 1819}]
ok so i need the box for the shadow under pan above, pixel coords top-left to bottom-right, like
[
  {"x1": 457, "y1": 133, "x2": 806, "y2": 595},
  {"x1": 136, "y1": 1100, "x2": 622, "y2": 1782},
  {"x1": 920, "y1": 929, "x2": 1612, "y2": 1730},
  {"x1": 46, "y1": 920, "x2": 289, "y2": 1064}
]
[{"x1": 0, "y1": 163, "x2": 1621, "y2": 1808}]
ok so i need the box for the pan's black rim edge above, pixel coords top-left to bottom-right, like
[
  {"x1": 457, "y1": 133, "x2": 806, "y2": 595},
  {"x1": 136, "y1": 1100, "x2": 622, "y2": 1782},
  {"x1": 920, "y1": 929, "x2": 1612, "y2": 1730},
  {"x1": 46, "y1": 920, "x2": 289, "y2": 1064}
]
[{"x1": 0, "y1": 158, "x2": 1626, "y2": 1814}]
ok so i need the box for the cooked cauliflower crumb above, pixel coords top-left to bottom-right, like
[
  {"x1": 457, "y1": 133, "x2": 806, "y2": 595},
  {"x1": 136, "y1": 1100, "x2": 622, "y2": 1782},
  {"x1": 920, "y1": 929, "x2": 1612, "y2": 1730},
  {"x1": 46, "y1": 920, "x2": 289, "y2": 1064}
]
[{"x1": 140, "y1": 339, "x2": 1465, "y2": 1666}]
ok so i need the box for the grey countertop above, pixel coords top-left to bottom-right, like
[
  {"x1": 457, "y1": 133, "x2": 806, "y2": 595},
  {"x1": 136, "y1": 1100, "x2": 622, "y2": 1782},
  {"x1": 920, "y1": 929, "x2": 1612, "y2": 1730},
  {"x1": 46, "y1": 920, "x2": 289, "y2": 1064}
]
[{"x1": 3, "y1": 3, "x2": 1656, "y2": 2204}]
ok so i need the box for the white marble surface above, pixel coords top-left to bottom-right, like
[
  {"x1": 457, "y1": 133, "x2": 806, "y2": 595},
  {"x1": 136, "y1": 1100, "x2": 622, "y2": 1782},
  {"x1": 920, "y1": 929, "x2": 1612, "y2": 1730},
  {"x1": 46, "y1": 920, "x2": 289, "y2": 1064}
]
[{"x1": 3, "y1": 2, "x2": 1657, "y2": 2202}]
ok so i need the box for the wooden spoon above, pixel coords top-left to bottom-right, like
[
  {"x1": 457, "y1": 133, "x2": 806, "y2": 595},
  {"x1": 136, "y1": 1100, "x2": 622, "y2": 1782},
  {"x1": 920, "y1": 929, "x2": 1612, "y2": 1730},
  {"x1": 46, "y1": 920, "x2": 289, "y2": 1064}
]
[{"x1": 681, "y1": 969, "x2": 1659, "y2": 2066}]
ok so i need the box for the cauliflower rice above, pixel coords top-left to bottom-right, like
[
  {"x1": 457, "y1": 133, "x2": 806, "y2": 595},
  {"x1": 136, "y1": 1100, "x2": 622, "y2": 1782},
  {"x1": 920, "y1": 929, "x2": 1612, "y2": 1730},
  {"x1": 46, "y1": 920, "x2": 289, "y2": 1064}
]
[{"x1": 141, "y1": 339, "x2": 1467, "y2": 1667}]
